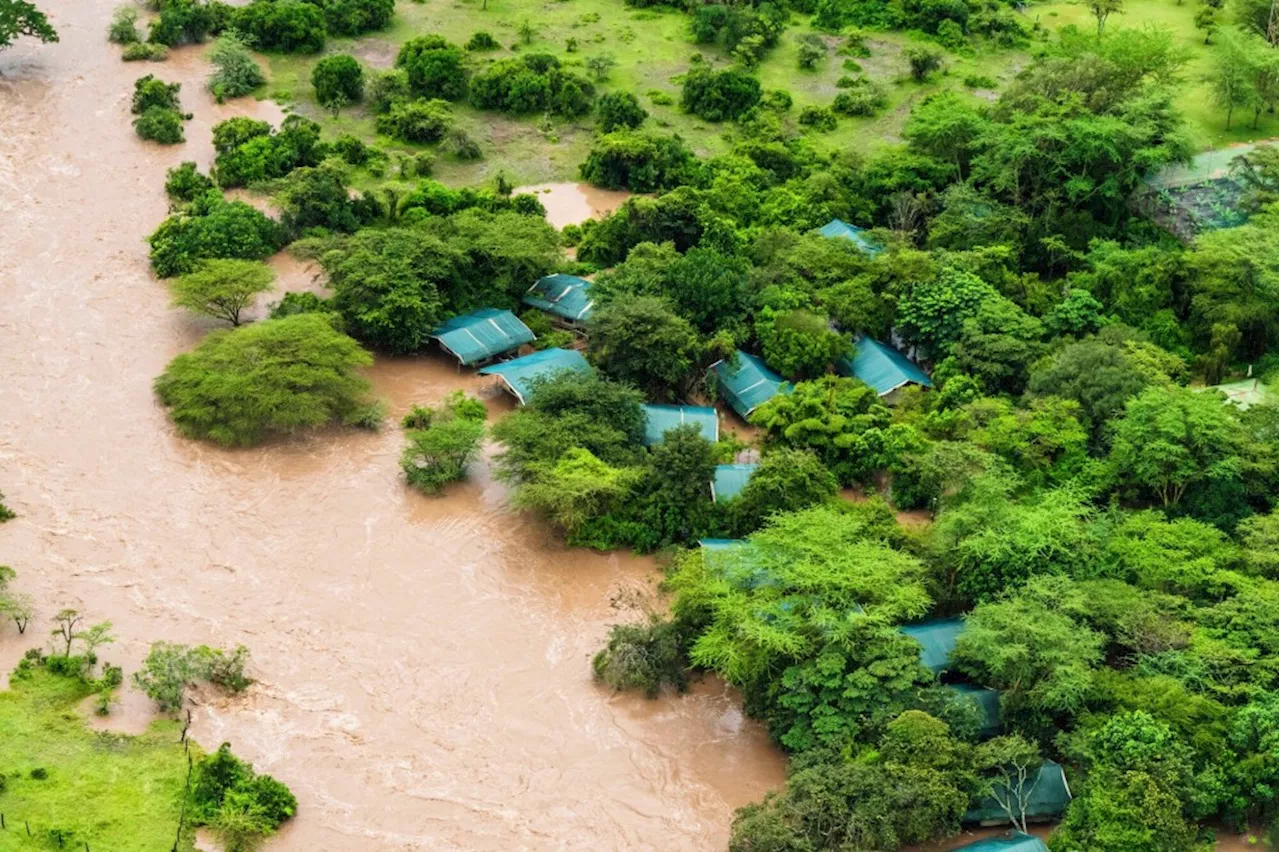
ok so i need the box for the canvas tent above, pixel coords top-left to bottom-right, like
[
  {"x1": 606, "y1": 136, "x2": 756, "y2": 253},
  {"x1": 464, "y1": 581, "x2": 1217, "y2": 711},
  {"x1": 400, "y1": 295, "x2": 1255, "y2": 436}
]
[
  {"x1": 432, "y1": 308, "x2": 535, "y2": 366},
  {"x1": 836, "y1": 336, "x2": 932, "y2": 398},
  {"x1": 641, "y1": 404, "x2": 719, "y2": 446},
  {"x1": 523, "y1": 273, "x2": 595, "y2": 323},
  {"x1": 711, "y1": 351, "x2": 790, "y2": 419},
  {"x1": 711, "y1": 463, "x2": 757, "y2": 502},
  {"x1": 699, "y1": 538, "x2": 745, "y2": 550},
  {"x1": 951, "y1": 833, "x2": 1048, "y2": 852},
  {"x1": 477, "y1": 348, "x2": 590, "y2": 404},
  {"x1": 900, "y1": 617, "x2": 964, "y2": 675},
  {"x1": 965, "y1": 761, "x2": 1073, "y2": 825},
  {"x1": 949, "y1": 683, "x2": 1002, "y2": 739},
  {"x1": 819, "y1": 218, "x2": 881, "y2": 255}
]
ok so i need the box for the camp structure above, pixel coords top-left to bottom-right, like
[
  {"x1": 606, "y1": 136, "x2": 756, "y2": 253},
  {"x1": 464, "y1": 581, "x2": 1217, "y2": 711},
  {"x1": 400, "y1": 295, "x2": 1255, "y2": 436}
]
[
  {"x1": 698, "y1": 538, "x2": 745, "y2": 550},
  {"x1": 900, "y1": 617, "x2": 964, "y2": 675},
  {"x1": 1203, "y1": 378, "x2": 1271, "y2": 410},
  {"x1": 711, "y1": 463, "x2": 757, "y2": 502},
  {"x1": 836, "y1": 335, "x2": 932, "y2": 401},
  {"x1": 1132, "y1": 141, "x2": 1272, "y2": 241},
  {"x1": 965, "y1": 760, "x2": 1072, "y2": 825},
  {"x1": 710, "y1": 351, "x2": 790, "y2": 420},
  {"x1": 819, "y1": 218, "x2": 881, "y2": 255},
  {"x1": 949, "y1": 683, "x2": 1002, "y2": 739},
  {"x1": 641, "y1": 404, "x2": 719, "y2": 446},
  {"x1": 431, "y1": 308, "x2": 535, "y2": 367},
  {"x1": 477, "y1": 348, "x2": 591, "y2": 404},
  {"x1": 523, "y1": 273, "x2": 595, "y2": 325},
  {"x1": 950, "y1": 833, "x2": 1049, "y2": 852}
]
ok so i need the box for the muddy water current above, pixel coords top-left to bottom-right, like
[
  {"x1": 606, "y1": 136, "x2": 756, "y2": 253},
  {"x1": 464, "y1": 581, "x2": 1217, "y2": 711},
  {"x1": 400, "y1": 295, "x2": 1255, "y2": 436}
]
[
  {"x1": 513, "y1": 182, "x2": 633, "y2": 230},
  {"x1": 0, "y1": 4, "x2": 784, "y2": 850}
]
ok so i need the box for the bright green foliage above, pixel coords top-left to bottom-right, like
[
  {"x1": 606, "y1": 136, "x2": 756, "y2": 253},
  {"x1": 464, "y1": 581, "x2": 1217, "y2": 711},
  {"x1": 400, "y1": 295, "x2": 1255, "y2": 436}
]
[
  {"x1": 132, "y1": 74, "x2": 182, "y2": 114},
  {"x1": 311, "y1": 53, "x2": 364, "y2": 108},
  {"x1": 963, "y1": 396, "x2": 1089, "y2": 484},
  {"x1": 592, "y1": 243, "x2": 750, "y2": 335},
  {"x1": 191, "y1": 742, "x2": 296, "y2": 837},
  {"x1": 757, "y1": 308, "x2": 848, "y2": 379},
  {"x1": 952, "y1": 576, "x2": 1105, "y2": 720},
  {"x1": 751, "y1": 375, "x2": 896, "y2": 485},
  {"x1": 511, "y1": 447, "x2": 641, "y2": 534},
  {"x1": 208, "y1": 31, "x2": 265, "y2": 102},
  {"x1": 592, "y1": 616, "x2": 688, "y2": 698},
  {"x1": 1096, "y1": 509, "x2": 1242, "y2": 600},
  {"x1": 396, "y1": 35, "x2": 467, "y2": 100},
  {"x1": 897, "y1": 267, "x2": 999, "y2": 360},
  {"x1": 107, "y1": 4, "x2": 139, "y2": 44},
  {"x1": 170, "y1": 259, "x2": 275, "y2": 327},
  {"x1": 579, "y1": 130, "x2": 696, "y2": 192},
  {"x1": 586, "y1": 295, "x2": 699, "y2": 399},
  {"x1": 1185, "y1": 213, "x2": 1280, "y2": 363},
  {"x1": 375, "y1": 97, "x2": 455, "y2": 143},
  {"x1": 134, "y1": 105, "x2": 186, "y2": 144},
  {"x1": 232, "y1": 0, "x2": 326, "y2": 53},
  {"x1": 164, "y1": 161, "x2": 214, "y2": 202},
  {"x1": 317, "y1": 0, "x2": 394, "y2": 36},
  {"x1": 148, "y1": 194, "x2": 284, "y2": 278},
  {"x1": 400, "y1": 392, "x2": 487, "y2": 494},
  {"x1": 211, "y1": 114, "x2": 327, "y2": 188},
  {"x1": 596, "y1": 90, "x2": 647, "y2": 132},
  {"x1": 133, "y1": 641, "x2": 255, "y2": 711},
  {"x1": 731, "y1": 448, "x2": 839, "y2": 533},
  {"x1": 154, "y1": 314, "x2": 375, "y2": 446},
  {"x1": 671, "y1": 504, "x2": 931, "y2": 687},
  {"x1": 952, "y1": 296, "x2": 1045, "y2": 394}
]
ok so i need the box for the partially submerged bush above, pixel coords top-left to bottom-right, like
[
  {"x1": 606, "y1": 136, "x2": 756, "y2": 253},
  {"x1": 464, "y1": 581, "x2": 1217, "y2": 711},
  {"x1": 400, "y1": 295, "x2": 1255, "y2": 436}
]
[
  {"x1": 208, "y1": 31, "x2": 265, "y2": 102},
  {"x1": 400, "y1": 392, "x2": 487, "y2": 494},
  {"x1": 122, "y1": 42, "x2": 169, "y2": 61},
  {"x1": 134, "y1": 106, "x2": 186, "y2": 143},
  {"x1": 191, "y1": 743, "x2": 296, "y2": 831},
  {"x1": 592, "y1": 616, "x2": 688, "y2": 698},
  {"x1": 107, "y1": 5, "x2": 139, "y2": 44},
  {"x1": 164, "y1": 161, "x2": 215, "y2": 203}
]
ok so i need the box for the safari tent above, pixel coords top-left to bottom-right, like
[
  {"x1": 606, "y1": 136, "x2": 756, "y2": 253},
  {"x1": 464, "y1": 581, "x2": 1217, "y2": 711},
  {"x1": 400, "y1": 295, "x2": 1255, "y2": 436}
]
[
  {"x1": 523, "y1": 273, "x2": 595, "y2": 324},
  {"x1": 711, "y1": 463, "x2": 758, "y2": 502},
  {"x1": 476, "y1": 347, "x2": 590, "y2": 404},
  {"x1": 836, "y1": 335, "x2": 932, "y2": 399},
  {"x1": 819, "y1": 218, "x2": 881, "y2": 255},
  {"x1": 710, "y1": 351, "x2": 790, "y2": 420},
  {"x1": 641, "y1": 404, "x2": 719, "y2": 446},
  {"x1": 964, "y1": 761, "x2": 1073, "y2": 825},
  {"x1": 431, "y1": 308, "x2": 535, "y2": 366},
  {"x1": 900, "y1": 617, "x2": 964, "y2": 675}
]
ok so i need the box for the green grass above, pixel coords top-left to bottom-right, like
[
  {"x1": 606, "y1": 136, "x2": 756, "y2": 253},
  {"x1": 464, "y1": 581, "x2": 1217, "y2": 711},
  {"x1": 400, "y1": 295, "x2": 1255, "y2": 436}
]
[
  {"x1": 0, "y1": 669, "x2": 195, "y2": 851},
  {"x1": 253, "y1": 0, "x2": 1276, "y2": 187}
]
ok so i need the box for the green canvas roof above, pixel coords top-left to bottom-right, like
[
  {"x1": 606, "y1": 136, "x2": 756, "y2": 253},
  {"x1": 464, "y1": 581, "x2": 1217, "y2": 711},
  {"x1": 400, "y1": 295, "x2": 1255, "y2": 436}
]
[
  {"x1": 965, "y1": 761, "x2": 1072, "y2": 824},
  {"x1": 819, "y1": 218, "x2": 881, "y2": 255},
  {"x1": 711, "y1": 463, "x2": 757, "y2": 502},
  {"x1": 900, "y1": 617, "x2": 964, "y2": 674},
  {"x1": 711, "y1": 351, "x2": 790, "y2": 419},
  {"x1": 951, "y1": 833, "x2": 1049, "y2": 852},
  {"x1": 642, "y1": 404, "x2": 719, "y2": 446},
  {"x1": 949, "y1": 683, "x2": 1002, "y2": 739},
  {"x1": 477, "y1": 347, "x2": 591, "y2": 404},
  {"x1": 1204, "y1": 378, "x2": 1272, "y2": 410},
  {"x1": 523, "y1": 273, "x2": 594, "y2": 322},
  {"x1": 432, "y1": 308, "x2": 535, "y2": 366},
  {"x1": 699, "y1": 538, "x2": 745, "y2": 550},
  {"x1": 836, "y1": 336, "x2": 932, "y2": 396},
  {"x1": 1144, "y1": 141, "x2": 1269, "y2": 189}
]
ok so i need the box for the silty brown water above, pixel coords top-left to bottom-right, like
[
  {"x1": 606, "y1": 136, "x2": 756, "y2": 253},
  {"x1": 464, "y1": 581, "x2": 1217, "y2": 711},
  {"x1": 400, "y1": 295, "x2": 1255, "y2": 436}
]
[{"x1": 0, "y1": 4, "x2": 785, "y2": 850}]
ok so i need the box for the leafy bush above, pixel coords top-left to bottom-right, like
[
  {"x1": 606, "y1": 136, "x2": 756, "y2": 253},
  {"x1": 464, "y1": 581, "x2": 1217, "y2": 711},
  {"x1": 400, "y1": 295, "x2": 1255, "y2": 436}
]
[
  {"x1": 466, "y1": 30, "x2": 499, "y2": 50},
  {"x1": 366, "y1": 68, "x2": 410, "y2": 113},
  {"x1": 832, "y1": 78, "x2": 888, "y2": 116},
  {"x1": 797, "y1": 104, "x2": 838, "y2": 131},
  {"x1": 122, "y1": 42, "x2": 169, "y2": 60},
  {"x1": 400, "y1": 392, "x2": 487, "y2": 494},
  {"x1": 134, "y1": 107, "x2": 186, "y2": 144},
  {"x1": 312, "y1": 53, "x2": 364, "y2": 107},
  {"x1": 963, "y1": 73, "x2": 997, "y2": 88},
  {"x1": 579, "y1": 130, "x2": 696, "y2": 192},
  {"x1": 107, "y1": 5, "x2": 139, "y2": 44},
  {"x1": 592, "y1": 617, "x2": 688, "y2": 698},
  {"x1": 597, "y1": 90, "x2": 648, "y2": 132},
  {"x1": 191, "y1": 743, "x2": 296, "y2": 829},
  {"x1": 469, "y1": 54, "x2": 595, "y2": 116},
  {"x1": 396, "y1": 35, "x2": 467, "y2": 100},
  {"x1": 154, "y1": 314, "x2": 375, "y2": 446},
  {"x1": 317, "y1": 0, "x2": 394, "y2": 36},
  {"x1": 147, "y1": 0, "x2": 216, "y2": 46},
  {"x1": 211, "y1": 114, "x2": 326, "y2": 187},
  {"x1": 232, "y1": 0, "x2": 326, "y2": 53},
  {"x1": 148, "y1": 193, "x2": 285, "y2": 277},
  {"x1": 131, "y1": 74, "x2": 182, "y2": 113},
  {"x1": 679, "y1": 61, "x2": 761, "y2": 121},
  {"x1": 208, "y1": 31, "x2": 265, "y2": 102},
  {"x1": 375, "y1": 98, "x2": 454, "y2": 143},
  {"x1": 904, "y1": 44, "x2": 945, "y2": 80}
]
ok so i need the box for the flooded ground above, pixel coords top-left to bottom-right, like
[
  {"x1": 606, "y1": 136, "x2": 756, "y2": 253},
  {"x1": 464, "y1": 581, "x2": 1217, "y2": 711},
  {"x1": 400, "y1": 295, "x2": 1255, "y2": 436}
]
[
  {"x1": 0, "y1": 3, "x2": 784, "y2": 850},
  {"x1": 514, "y1": 182, "x2": 633, "y2": 229}
]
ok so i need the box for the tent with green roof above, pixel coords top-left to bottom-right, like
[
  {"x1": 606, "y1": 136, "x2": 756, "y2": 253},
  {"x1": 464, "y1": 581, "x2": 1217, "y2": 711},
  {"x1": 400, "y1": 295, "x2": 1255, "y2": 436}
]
[
  {"x1": 523, "y1": 273, "x2": 594, "y2": 323},
  {"x1": 431, "y1": 308, "x2": 535, "y2": 366},
  {"x1": 965, "y1": 760, "x2": 1072, "y2": 825},
  {"x1": 477, "y1": 348, "x2": 591, "y2": 404},
  {"x1": 711, "y1": 351, "x2": 790, "y2": 419},
  {"x1": 641, "y1": 404, "x2": 719, "y2": 446},
  {"x1": 900, "y1": 618, "x2": 964, "y2": 674},
  {"x1": 949, "y1": 683, "x2": 1002, "y2": 739},
  {"x1": 711, "y1": 463, "x2": 757, "y2": 502},
  {"x1": 699, "y1": 538, "x2": 745, "y2": 550},
  {"x1": 819, "y1": 218, "x2": 881, "y2": 255},
  {"x1": 1204, "y1": 378, "x2": 1271, "y2": 410},
  {"x1": 951, "y1": 833, "x2": 1049, "y2": 852},
  {"x1": 836, "y1": 336, "x2": 932, "y2": 398}
]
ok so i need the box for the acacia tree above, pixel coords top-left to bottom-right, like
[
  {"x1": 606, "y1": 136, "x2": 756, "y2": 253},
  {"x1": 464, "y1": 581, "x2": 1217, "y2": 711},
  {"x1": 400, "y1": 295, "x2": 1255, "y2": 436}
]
[
  {"x1": 1086, "y1": 0, "x2": 1123, "y2": 36},
  {"x1": 1205, "y1": 28, "x2": 1261, "y2": 128},
  {"x1": 171, "y1": 259, "x2": 275, "y2": 326},
  {"x1": 973, "y1": 735, "x2": 1044, "y2": 833},
  {"x1": 0, "y1": 0, "x2": 57, "y2": 51}
]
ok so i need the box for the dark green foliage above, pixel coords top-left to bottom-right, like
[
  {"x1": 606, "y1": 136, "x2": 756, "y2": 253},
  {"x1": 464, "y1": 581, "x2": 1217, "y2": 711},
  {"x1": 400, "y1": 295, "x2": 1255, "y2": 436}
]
[
  {"x1": 1, "y1": 0, "x2": 58, "y2": 50},
  {"x1": 191, "y1": 743, "x2": 296, "y2": 829},
  {"x1": 756, "y1": 308, "x2": 849, "y2": 379},
  {"x1": 131, "y1": 74, "x2": 182, "y2": 114},
  {"x1": 146, "y1": 0, "x2": 214, "y2": 46},
  {"x1": 314, "y1": 0, "x2": 394, "y2": 36},
  {"x1": 586, "y1": 295, "x2": 698, "y2": 400},
  {"x1": 680, "y1": 62, "x2": 762, "y2": 121},
  {"x1": 311, "y1": 53, "x2": 363, "y2": 107},
  {"x1": 277, "y1": 163, "x2": 378, "y2": 235},
  {"x1": 596, "y1": 90, "x2": 647, "y2": 132},
  {"x1": 904, "y1": 44, "x2": 945, "y2": 80},
  {"x1": 375, "y1": 98, "x2": 454, "y2": 143},
  {"x1": 208, "y1": 31, "x2": 265, "y2": 102},
  {"x1": 592, "y1": 617, "x2": 688, "y2": 698},
  {"x1": 400, "y1": 392, "x2": 487, "y2": 494},
  {"x1": 268, "y1": 291, "x2": 338, "y2": 320},
  {"x1": 211, "y1": 114, "x2": 326, "y2": 188},
  {"x1": 579, "y1": 130, "x2": 696, "y2": 192},
  {"x1": 232, "y1": 0, "x2": 326, "y2": 52},
  {"x1": 147, "y1": 193, "x2": 284, "y2": 277},
  {"x1": 133, "y1": 106, "x2": 186, "y2": 144},
  {"x1": 396, "y1": 35, "x2": 467, "y2": 100},
  {"x1": 729, "y1": 448, "x2": 838, "y2": 533},
  {"x1": 469, "y1": 54, "x2": 595, "y2": 116},
  {"x1": 465, "y1": 30, "x2": 498, "y2": 50},
  {"x1": 153, "y1": 314, "x2": 375, "y2": 446}
]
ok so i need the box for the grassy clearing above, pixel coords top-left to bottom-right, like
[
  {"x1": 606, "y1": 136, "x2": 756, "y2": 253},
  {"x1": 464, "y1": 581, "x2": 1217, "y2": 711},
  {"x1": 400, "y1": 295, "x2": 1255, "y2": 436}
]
[
  {"x1": 253, "y1": 0, "x2": 1275, "y2": 186},
  {"x1": 0, "y1": 669, "x2": 195, "y2": 851}
]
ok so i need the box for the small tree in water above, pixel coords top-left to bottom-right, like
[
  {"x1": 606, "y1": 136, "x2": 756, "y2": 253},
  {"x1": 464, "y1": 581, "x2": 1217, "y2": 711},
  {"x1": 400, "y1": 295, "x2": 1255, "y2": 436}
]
[
  {"x1": 400, "y1": 391, "x2": 487, "y2": 494},
  {"x1": 170, "y1": 259, "x2": 275, "y2": 326}
]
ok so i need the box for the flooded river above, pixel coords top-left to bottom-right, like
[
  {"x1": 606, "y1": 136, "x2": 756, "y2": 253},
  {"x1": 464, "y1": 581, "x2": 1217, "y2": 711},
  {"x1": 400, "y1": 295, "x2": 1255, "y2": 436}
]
[{"x1": 0, "y1": 3, "x2": 785, "y2": 850}]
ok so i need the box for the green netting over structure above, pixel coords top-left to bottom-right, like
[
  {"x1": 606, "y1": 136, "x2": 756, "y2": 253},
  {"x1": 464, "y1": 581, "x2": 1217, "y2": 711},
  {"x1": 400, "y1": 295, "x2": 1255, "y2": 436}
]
[
  {"x1": 836, "y1": 336, "x2": 932, "y2": 396},
  {"x1": 523, "y1": 273, "x2": 594, "y2": 323},
  {"x1": 1204, "y1": 378, "x2": 1273, "y2": 410},
  {"x1": 1135, "y1": 142, "x2": 1274, "y2": 238},
  {"x1": 951, "y1": 833, "x2": 1049, "y2": 852},
  {"x1": 711, "y1": 463, "x2": 757, "y2": 502},
  {"x1": 964, "y1": 761, "x2": 1072, "y2": 824},
  {"x1": 432, "y1": 308, "x2": 535, "y2": 366},
  {"x1": 477, "y1": 348, "x2": 591, "y2": 404},
  {"x1": 711, "y1": 351, "x2": 790, "y2": 419},
  {"x1": 819, "y1": 218, "x2": 881, "y2": 255},
  {"x1": 900, "y1": 618, "x2": 964, "y2": 674},
  {"x1": 1145, "y1": 143, "x2": 1268, "y2": 189},
  {"x1": 949, "y1": 683, "x2": 1002, "y2": 739},
  {"x1": 642, "y1": 404, "x2": 719, "y2": 446}
]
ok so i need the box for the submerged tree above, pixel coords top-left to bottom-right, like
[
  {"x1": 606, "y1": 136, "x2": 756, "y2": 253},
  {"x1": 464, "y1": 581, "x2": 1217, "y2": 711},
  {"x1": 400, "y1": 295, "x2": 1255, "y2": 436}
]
[
  {"x1": 170, "y1": 259, "x2": 275, "y2": 326},
  {"x1": 0, "y1": 0, "x2": 57, "y2": 51}
]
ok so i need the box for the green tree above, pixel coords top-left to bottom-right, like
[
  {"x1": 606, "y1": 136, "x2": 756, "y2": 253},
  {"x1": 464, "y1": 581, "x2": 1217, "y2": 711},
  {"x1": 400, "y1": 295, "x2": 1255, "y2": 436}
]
[
  {"x1": 107, "y1": 5, "x2": 139, "y2": 44},
  {"x1": 312, "y1": 54, "x2": 364, "y2": 108},
  {"x1": 952, "y1": 296, "x2": 1045, "y2": 395},
  {"x1": 587, "y1": 295, "x2": 699, "y2": 399},
  {"x1": 680, "y1": 62, "x2": 762, "y2": 121},
  {"x1": 170, "y1": 259, "x2": 275, "y2": 327},
  {"x1": 511, "y1": 448, "x2": 640, "y2": 535},
  {"x1": 154, "y1": 314, "x2": 377, "y2": 446},
  {"x1": 596, "y1": 90, "x2": 648, "y2": 132},
  {"x1": 904, "y1": 44, "x2": 944, "y2": 80},
  {"x1": 395, "y1": 35, "x2": 467, "y2": 100},
  {"x1": 147, "y1": 195, "x2": 284, "y2": 278},
  {"x1": 0, "y1": 0, "x2": 57, "y2": 50},
  {"x1": 400, "y1": 395, "x2": 486, "y2": 494},
  {"x1": 896, "y1": 267, "x2": 998, "y2": 360},
  {"x1": 904, "y1": 90, "x2": 987, "y2": 176},
  {"x1": 972, "y1": 735, "x2": 1044, "y2": 833},
  {"x1": 208, "y1": 31, "x2": 265, "y2": 102},
  {"x1": 133, "y1": 641, "x2": 198, "y2": 711},
  {"x1": 1086, "y1": 0, "x2": 1123, "y2": 35},
  {"x1": 731, "y1": 448, "x2": 839, "y2": 533},
  {"x1": 757, "y1": 308, "x2": 849, "y2": 379},
  {"x1": 1205, "y1": 27, "x2": 1261, "y2": 128},
  {"x1": 586, "y1": 53, "x2": 617, "y2": 81},
  {"x1": 592, "y1": 616, "x2": 688, "y2": 698}
]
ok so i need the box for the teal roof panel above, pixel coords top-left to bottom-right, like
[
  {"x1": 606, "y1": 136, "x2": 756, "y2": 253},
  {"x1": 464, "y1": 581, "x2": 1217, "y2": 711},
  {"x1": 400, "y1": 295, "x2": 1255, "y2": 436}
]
[
  {"x1": 949, "y1": 683, "x2": 1002, "y2": 739},
  {"x1": 712, "y1": 351, "x2": 790, "y2": 419},
  {"x1": 432, "y1": 308, "x2": 534, "y2": 366},
  {"x1": 836, "y1": 336, "x2": 932, "y2": 396},
  {"x1": 900, "y1": 617, "x2": 964, "y2": 674},
  {"x1": 641, "y1": 404, "x2": 719, "y2": 446},
  {"x1": 523, "y1": 274, "x2": 594, "y2": 322},
  {"x1": 951, "y1": 833, "x2": 1049, "y2": 852},
  {"x1": 819, "y1": 218, "x2": 881, "y2": 255},
  {"x1": 477, "y1": 348, "x2": 591, "y2": 404},
  {"x1": 711, "y1": 463, "x2": 757, "y2": 502},
  {"x1": 965, "y1": 761, "x2": 1072, "y2": 824}
]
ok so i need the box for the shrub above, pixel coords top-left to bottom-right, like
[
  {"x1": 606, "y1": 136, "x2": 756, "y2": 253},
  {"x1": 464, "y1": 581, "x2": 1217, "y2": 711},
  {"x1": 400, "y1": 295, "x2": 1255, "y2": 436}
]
[
  {"x1": 147, "y1": 0, "x2": 216, "y2": 46},
  {"x1": 832, "y1": 79, "x2": 888, "y2": 116},
  {"x1": 905, "y1": 44, "x2": 945, "y2": 80},
  {"x1": 592, "y1": 617, "x2": 688, "y2": 698},
  {"x1": 597, "y1": 90, "x2": 647, "y2": 132},
  {"x1": 469, "y1": 54, "x2": 595, "y2": 116},
  {"x1": 192, "y1": 743, "x2": 296, "y2": 829},
  {"x1": 154, "y1": 314, "x2": 375, "y2": 446},
  {"x1": 131, "y1": 74, "x2": 182, "y2": 114},
  {"x1": 444, "y1": 127, "x2": 482, "y2": 160},
  {"x1": 375, "y1": 98, "x2": 454, "y2": 143},
  {"x1": 578, "y1": 130, "x2": 696, "y2": 192},
  {"x1": 107, "y1": 5, "x2": 139, "y2": 44},
  {"x1": 400, "y1": 394, "x2": 487, "y2": 494},
  {"x1": 211, "y1": 114, "x2": 325, "y2": 187},
  {"x1": 797, "y1": 104, "x2": 838, "y2": 131},
  {"x1": 366, "y1": 68, "x2": 410, "y2": 113},
  {"x1": 122, "y1": 42, "x2": 169, "y2": 60},
  {"x1": 268, "y1": 291, "x2": 337, "y2": 320},
  {"x1": 396, "y1": 35, "x2": 467, "y2": 100},
  {"x1": 679, "y1": 62, "x2": 761, "y2": 121},
  {"x1": 193, "y1": 644, "x2": 254, "y2": 693},
  {"x1": 466, "y1": 30, "x2": 499, "y2": 50},
  {"x1": 963, "y1": 73, "x2": 997, "y2": 87},
  {"x1": 797, "y1": 32, "x2": 827, "y2": 69},
  {"x1": 208, "y1": 31, "x2": 265, "y2": 102},
  {"x1": 134, "y1": 107, "x2": 186, "y2": 143},
  {"x1": 232, "y1": 0, "x2": 326, "y2": 53},
  {"x1": 312, "y1": 53, "x2": 364, "y2": 107},
  {"x1": 319, "y1": 0, "x2": 394, "y2": 36}
]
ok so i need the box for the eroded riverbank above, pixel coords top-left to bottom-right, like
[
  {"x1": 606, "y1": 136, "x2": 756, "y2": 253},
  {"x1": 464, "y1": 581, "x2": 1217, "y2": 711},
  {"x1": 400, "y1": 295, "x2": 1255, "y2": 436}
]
[{"x1": 0, "y1": 4, "x2": 785, "y2": 849}]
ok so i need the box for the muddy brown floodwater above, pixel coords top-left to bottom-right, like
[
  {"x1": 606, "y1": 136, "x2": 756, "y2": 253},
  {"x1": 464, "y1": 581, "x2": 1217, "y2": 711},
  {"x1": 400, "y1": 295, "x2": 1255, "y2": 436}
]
[
  {"x1": 0, "y1": 3, "x2": 785, "y2": 850},
  {"x1": 514, "y1": 182, "x2": 634, "y2": 230}
]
